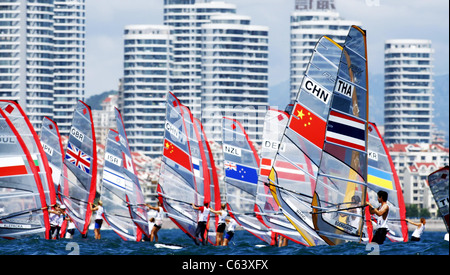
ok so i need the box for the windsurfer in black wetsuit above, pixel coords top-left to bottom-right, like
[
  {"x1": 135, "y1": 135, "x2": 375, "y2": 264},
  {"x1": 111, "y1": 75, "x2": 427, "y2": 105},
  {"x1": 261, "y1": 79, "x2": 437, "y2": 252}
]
[{"x1": 192, "y1": 201, "x2": 210, "y2": 245}]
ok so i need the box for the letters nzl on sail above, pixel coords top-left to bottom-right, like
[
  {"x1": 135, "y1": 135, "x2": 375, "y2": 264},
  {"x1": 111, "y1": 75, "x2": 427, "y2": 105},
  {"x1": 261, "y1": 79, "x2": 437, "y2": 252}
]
[{"x1": 223, "y1": 144, "x2": 241, "y2": 157}]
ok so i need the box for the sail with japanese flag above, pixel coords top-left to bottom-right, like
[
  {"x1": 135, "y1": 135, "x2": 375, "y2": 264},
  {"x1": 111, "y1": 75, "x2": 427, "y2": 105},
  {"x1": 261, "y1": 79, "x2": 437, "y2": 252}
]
[
  {"x1": 100, "y1": 108, "x2": 149, "y2": 241},
  {"x1": 366, "y1": 122, "x2": 408, "y2": 242},
  {"x1": 0, "y1": 101, "x2": 56, "y2": 208},
  {"x1": 267, "y1": 35, "x2": 343, "y2": 247},
  {"x1": 222, "y1": 117, "x2": 276, "y2": 245},
  {"x1": 311, "y1": 26, "x2": 369, "y2": 245},
  {"x1": 158, "y1": 92, "x2": 203, "y2": 244},
  {"x1": 40, "y1": 117, "x2": 65, "y2": 204},
  {"x1": 59, "y1": 100, "x2": 97, "y2": 235},
  {"x1": 256, "y1": 108, "x2": 309, "y2": 245},
  {"x1": 0, "y1": 107, "x2": 50, "y2": 239},
  {"x1": 427, "y1": 166, "x2": 449, "y2": 235}
]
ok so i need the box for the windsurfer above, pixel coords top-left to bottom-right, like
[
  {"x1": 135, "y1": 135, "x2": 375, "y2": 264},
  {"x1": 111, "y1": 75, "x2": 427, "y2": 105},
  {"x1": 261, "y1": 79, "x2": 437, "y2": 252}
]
[
  {"x1": 406, "y1": 218, "x2": 426, "y2": 241},
  {"x1": 209, "y1": 203, "x2": 228, "y2": 246},
  {"x1": 145, "y1": 202, "x2": 164, "y2": 242},
  {"x1": 368, "y1": 191, "x2": 390, "y2": 244},
  {"x1": 90, "y1": 201, "x2": 104, "y2": 240},
  {"x1": 222, "y1": 218, "x2": 237, "y2": 246},
  {"x1": 192, "y1": 202, "x2": 210, "y2": 245},
  {"x1": 48, "y1": 204, "x2": 66, "y2": 240}
]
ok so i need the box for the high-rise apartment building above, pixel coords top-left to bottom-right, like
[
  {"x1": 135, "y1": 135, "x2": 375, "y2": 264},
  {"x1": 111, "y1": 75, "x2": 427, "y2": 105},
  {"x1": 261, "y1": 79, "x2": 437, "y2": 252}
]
[
  {"x1": 53, "y1": 0, "x2": 86, "y2": 135},
  {"x1": 201, "y1": 14, "x2": 269, "y2": 143},
  {"x1": 122, "y1": 25, "x2": 173, "y2": 157},
  {"x1": 0, "y1": 0, "x2": 85, "y2": 134},
  {"x1": 384, "y1": 39, "x2": 435, "y2": 145},
  {"x1": 163, "y1": 0, "x2": 237, "y2": 118},
  {"x1": 123, "y1": 1, "x2": 269, "y2": 157},
  {"x1": 290, "y1": 0, "x2": 359, "y2": 100}
]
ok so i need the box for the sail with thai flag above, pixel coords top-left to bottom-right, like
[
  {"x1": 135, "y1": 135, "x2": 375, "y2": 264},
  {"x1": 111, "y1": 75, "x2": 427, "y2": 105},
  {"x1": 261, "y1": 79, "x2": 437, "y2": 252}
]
[
  {"x1": 59, "y1": 100, "x2": 97, "y2": 236},
  {"x1": 427, "y1": 166, "x2": 449, "y2": 237},
  {"x1": 100, "y1": 108, "x2": 149, "y2": 241},
  {"x1": 311, "y1": 26, "x2": 369, "y2": 245},
  {"x1": 0, "y1": 106, "x2": 50, "y2": 239},
  {"x1": 267, "y1": 35, "x2": 343, "y2": 247},
  {"x1": 222, "y1": 117, "x2": 276, "y2": 245},
  {"x1": 256, "y1": 108, "x2": 309, "y2": 246}
]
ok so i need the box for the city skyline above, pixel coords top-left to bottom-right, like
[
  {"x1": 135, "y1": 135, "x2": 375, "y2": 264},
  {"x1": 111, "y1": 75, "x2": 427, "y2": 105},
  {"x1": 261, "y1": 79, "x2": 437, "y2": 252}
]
[{"x1": 85, "y1": 0, "x2": 449, "y2": 97}]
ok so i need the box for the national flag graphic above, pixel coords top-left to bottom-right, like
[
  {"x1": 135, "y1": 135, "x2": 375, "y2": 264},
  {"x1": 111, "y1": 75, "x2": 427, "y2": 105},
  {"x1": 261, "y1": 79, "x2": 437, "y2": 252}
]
[
  {"x1": 326, "y1": 110, "x2": 366, "y2": 152},
  {"x1": 260, "y1": 158, "x2": 305, "y2": 181},
  {"x1": 0, "y1": 156, "x2": 27, "y2": 177},
  {"x1": 65, "y1": 142, "x2": 92, "y2": 174},
  {"x1": 163, "y1": 139, "x2": 191, "y2": 172},
  {"x1": 192, "y1": 157, "x2": 201, "y2": 177},
  {"x1": 224, "y1": 161, "x2": 237, "y2": 171},
  {"x1": 123, "y1": 152, "x2": 134, "y2": 174},
  {"x1": 289, "y1": 103, "x2": 326, "y2": 149},
  {"x1": 368, "y1": 166, "x2": 393, "y2": 190},
  {"x1": 225, "y1": 163, "x2": 258, "y2": 184}
]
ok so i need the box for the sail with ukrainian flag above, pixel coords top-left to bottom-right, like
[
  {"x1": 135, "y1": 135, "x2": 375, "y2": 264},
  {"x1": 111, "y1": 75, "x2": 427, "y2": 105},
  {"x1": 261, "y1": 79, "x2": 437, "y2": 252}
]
[
  {"x1": 366, "y1": 122, "x2": 408, "y2": 242},
  {"x1": 267, "y1": 35, "x2": 343, "y2": 247},
  {"x1": 311, "y1": 25, "x2": 369, "y2": 245},
  {"x1": 222, "y1": 117, "x2": 276, "y2": 245},
  {"x1": 59, "y1": 100, "x2": 97, "y2": 236}
]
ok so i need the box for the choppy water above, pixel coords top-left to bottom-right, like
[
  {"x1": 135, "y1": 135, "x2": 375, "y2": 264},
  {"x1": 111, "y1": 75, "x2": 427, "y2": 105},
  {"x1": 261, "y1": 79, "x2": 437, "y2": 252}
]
[{"x1": 1, "y1": 229, "x2": 448, "y2": 256}]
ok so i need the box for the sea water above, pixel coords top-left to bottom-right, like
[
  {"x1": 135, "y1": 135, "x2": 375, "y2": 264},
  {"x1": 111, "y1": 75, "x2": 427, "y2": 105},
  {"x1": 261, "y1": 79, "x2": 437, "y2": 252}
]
[{"x1": 0, "y1": 229, "x2": 448, "y2": 256}]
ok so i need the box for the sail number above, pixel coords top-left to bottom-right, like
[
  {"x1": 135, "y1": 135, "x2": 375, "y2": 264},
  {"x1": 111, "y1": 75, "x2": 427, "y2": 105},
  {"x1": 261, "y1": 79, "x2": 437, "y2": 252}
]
[{"x1": 70, "y1": 126, "x2": 84, "y2": 142}]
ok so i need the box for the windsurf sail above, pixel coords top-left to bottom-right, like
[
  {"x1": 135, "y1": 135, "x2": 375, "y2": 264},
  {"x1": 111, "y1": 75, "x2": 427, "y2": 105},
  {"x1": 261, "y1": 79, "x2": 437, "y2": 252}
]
[
  {"x1": 256, "y1": 108, "x2": 309, "y2": 245},
  {"x1": 100, "y1": 108, "x2": 149, "y2": 241},
  {"x1": 0, "y1": 101, "x2": 56, "y2": 208},
  {"x1": 158, "y1": 92, "x2": 203, "y2": 244},
  {"x1": 193, "y1": 117, "x2": 221, "y2": 245},
  {"x1": 311, "y1": 25, "x2": 369, "y2": 245},
  {"x1": 267, "y1": 35, "x2": 343, "y2": 247},
  {"x1": 366, "y1": 122, "x2": 408, "y2": 242},
  {"x1": 427, "y1": 166, "x2": 449, "y2": 234},
  {"x1": 40, "y1": 117, "x2": 65, "y2": 204},
  {"x1": 222, "y1": 117, "x2": 276, "y2": 245},
  {"x1": 59, "y1": 100, "x2": 97, "y2": 235},
  {"x1": 0, "y1": 107, "x2": 50, "y2": 239}
]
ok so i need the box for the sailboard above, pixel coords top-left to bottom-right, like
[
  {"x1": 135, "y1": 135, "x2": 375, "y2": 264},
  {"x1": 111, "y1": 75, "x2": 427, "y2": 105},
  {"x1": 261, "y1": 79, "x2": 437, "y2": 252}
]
[
  {"x1": 59, "y1": 100, "x2": 97, "y2": 235},
  {"x1": 256, "y1": 108, "x2": 309, "y2": 246},
  {"x1": 193, "y1": 117, "x2": 221, "y2": 245},
  {"x1": 311, "y1": 26, "x2": 369, "y2": 245},
  {"x1": 0, "y1": 107, "x2": 50, "y2": 239},
  {"x1": 100, "y1": 108, "x2": 149, "y2": 241},
  {"x1": 222, "y1": 117, "x2": 276, "y2": 245},
  {"x1": 427, "y1": 166, "x2": 449, "y2": 235},
  {"x1": 0, "y1": 101, "x2": 56, "y2": 208},
  {"x1": 366, "y1": 122, "x2": 408, "y2": 242},
  {"x1": 267, "y1": 35, "x2": 343, "y2": 247},
  {"x1": 158, "y1": 92, "x2": 206, "y2": 245}
]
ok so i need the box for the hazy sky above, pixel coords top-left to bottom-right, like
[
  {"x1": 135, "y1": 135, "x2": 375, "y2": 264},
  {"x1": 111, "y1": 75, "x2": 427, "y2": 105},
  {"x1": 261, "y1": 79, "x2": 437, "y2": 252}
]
[{"x1": 85, "y1": 0, "x2": 449, "y2": 97}]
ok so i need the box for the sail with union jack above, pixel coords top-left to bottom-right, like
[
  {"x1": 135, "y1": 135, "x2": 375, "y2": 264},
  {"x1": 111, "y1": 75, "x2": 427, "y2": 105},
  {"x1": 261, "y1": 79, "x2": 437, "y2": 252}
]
[{"x1": 65, "y1": 142, "x2": 91, "y2": 174}]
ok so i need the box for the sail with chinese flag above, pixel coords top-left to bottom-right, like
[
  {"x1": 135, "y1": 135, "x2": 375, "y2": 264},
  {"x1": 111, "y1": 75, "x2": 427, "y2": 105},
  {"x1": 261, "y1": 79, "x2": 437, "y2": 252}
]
[{"x1": 268, "y1": 35, "x2": 343, "y2": 247}]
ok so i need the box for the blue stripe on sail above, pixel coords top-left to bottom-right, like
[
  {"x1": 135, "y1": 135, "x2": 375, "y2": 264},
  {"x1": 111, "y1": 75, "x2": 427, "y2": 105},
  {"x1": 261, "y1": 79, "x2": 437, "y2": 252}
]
[{"x1": 327, "y1": 120, "x2": 365, "y2": 141}]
